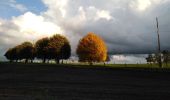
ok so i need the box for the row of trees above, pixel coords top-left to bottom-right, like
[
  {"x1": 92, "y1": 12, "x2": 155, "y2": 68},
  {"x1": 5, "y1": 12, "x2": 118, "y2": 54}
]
[
  {"x1": 4, "y1": 33, "x2": 108, "y2": 64},
  {"x1": 4, "y1": 34, "x2": 71, "y2": 64},
  {"x1": 146, "y1": 50, "x2": 170, "y2": 66},
  {"x1": 5, "y1": 32, "x2": 169, "y2": 65},
  {"x1": 4, "y1": 42, "x2": 34, "y2": 63}
]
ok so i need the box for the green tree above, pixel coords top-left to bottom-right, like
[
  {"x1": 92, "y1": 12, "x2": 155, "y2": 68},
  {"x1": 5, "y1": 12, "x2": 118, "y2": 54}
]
[
  {"x1": 146, "y1": 54, "x2": 159, "y2": 65},
  {"x1": 48, "y1": 34, "x2": 71, "y2": 64},
  {"x1": 162, "y1": 50, "x2": 169, "y2": 66},
  {"x1": 76, "y1": 32, "x2": 107, "y2": 64},
  {"x1": 146, "y1": 54, "x2": 154, "y2": 64},
  {"x1": 35, "y1": 37, "x2": 50, "y2": 63}
]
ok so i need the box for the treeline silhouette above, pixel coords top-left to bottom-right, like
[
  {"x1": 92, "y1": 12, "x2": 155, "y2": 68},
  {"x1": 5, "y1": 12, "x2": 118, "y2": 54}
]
[
  {"x1": 4, "y1": 32, "x2": 109, "y2": 64},
  {"x1": 4, "y1": 34, "x2": 71, "y2": 64},
  {"x1": 146, "y1": 50, "x2": 170, "y2": 67}
]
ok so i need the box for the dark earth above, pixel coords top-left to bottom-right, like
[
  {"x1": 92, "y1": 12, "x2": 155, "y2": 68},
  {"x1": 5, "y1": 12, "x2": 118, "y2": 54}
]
[{"x1": 0, "y1": 63, "x2": 170, "y2": 100}]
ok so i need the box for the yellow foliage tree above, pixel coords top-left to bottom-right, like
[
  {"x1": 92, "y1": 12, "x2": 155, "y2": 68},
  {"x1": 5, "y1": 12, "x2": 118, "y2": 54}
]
[{"x1": 76, "y1": 32, "x2": 107, "y2": 63}]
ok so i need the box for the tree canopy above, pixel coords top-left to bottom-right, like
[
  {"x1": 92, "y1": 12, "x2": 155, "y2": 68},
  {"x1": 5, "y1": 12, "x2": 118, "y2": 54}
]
[
  {"x1": 162, "y1": 50, "x2": 170, "y2": 66},
  {"x1": 4, "y1": 47, "x2": 18, "y2": 62},
  {"x1": 4, "y1": 42, "x2": 35, "y2": 63},
  {"x1": 35, "y1": 37, "x2": 50, "y2": 63},
  {"x1": 76, "y1": 32, "x2": 107, "y2": 63},
  {"x1": 47, "y1": 34, "x2": 71, "y2": 63},
  {"x1": 18, "y1": 42, "x2": 35, "y2": 63},
  {"x1": 4, "y1": 34, "x2": 71, "y2": 64}
]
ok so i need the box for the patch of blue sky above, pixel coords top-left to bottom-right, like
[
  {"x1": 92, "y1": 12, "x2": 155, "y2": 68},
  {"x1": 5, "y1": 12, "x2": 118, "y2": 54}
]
[
  {"x1": 0, "y1": 0, "x2": 47, "y2": 19},
  {"x1": 16, "y1": 0, "x2": 47, "y2": 14}
]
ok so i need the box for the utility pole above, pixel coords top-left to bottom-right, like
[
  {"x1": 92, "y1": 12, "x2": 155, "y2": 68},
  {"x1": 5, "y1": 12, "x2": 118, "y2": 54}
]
[{"x1": 156, "y1": 17, "x2": 162, "y2": 68}]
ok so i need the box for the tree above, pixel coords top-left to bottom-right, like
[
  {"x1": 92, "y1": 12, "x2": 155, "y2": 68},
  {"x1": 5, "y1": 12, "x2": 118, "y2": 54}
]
[
  {"x1": 76, "y1": 32, "x2": 107, "y2": 64},
  {"x1": 4, "y1": 48, "x2": 13, "y2": 62},
  {"x1": 19, "y1": 42, "x2": 35, "y2": 63},
  {"x1": 47, "y1": 34, "x2": 71, "y2": 64},
  {"x1": 146, "y1": 54, "x2": 154, "y2": 64},
  {"x1": 4, "y1": 46, "x2": 19, "y2": 62},
  {"x1": 60, "y1": 43, "x2": 71, "y2": 64},
  {"x1": 35, "y1": 37, "x2": 50, "y2": 63},
  {"x1": 146, "y1": 54, "x2": 160, "y2": 65},
  {"x1": 162, "y1": 50, "x2": 169, "y2": 66}
]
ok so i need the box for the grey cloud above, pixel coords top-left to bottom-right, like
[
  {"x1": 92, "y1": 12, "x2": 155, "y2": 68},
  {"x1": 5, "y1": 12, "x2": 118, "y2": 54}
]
[
  {"x1": 1, "y1": 0, "x2": 170, "y2": 61},
  {"x1": 54, "y1": 0, "x2": 170, "y2": 54}
]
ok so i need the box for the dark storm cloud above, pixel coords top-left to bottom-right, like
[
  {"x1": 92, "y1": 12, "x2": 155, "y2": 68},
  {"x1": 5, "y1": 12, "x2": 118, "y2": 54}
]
[{"x1": 54, "y1": 0, "x2": 170, "y2": 54}]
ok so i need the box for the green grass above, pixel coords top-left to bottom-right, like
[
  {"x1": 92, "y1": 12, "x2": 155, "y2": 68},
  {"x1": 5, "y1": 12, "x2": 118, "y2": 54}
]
[
  {"x1": 69, "y1": 63, "x2": 170, "y2": 68},
  {"x1": 1, "y1": 61, "x2": 170, "y2": 69}
]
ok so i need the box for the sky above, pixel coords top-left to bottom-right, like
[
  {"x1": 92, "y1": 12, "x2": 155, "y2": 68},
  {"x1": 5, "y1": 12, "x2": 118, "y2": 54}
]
[{"x1": 0, "y1": 0, "x2": 170, "y2": 61}]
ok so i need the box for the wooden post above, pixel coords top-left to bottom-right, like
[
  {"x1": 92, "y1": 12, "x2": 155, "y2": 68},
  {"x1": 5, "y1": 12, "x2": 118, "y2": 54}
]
[{"x1": 156, "y1": 17, "x2": 162, "y2": 68}]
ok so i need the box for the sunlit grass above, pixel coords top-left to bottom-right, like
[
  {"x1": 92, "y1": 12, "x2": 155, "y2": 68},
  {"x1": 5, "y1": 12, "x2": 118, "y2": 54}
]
[
  {"x1": 1, "y1": 61, "x2": 170, "y2": 69},
  {"x1": 68, "y1": 62, "x2": 170, "y2": 68}
]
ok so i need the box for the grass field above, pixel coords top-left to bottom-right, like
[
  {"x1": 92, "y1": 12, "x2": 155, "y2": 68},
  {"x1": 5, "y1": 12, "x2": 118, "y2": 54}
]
[
  {"x1": 3, "y1": 61, "x2": 170, "y2": 68},
  {"x1": 0, "y1": 62, "x2": 170, "y2": 100}
]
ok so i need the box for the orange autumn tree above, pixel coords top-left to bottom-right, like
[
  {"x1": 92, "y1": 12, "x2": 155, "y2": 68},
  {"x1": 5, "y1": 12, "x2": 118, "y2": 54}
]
[{"x1": 76, "y1": 32, "x2": 107, "y2": 63}]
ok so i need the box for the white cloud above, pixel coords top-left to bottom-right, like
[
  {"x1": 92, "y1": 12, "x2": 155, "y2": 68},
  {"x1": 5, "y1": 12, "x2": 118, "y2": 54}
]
[
  {"x1": 12, "y1": 12, "x2": 62, "y2": 37},
  {"x1": 0, "y1": 11, "x2": 63, "y2": 60},
  {"x1": 129, "y1": 0, "x2": 166, "y2": 11},
  {"x1": 42, "y1": 0, "x2": 68, "y2": 18},
  {"x1": 130, "y1": 0, "x2": 151, "y2": 11},
  {"x1": 96, "y1": 10, "x2": 112, "y2": 21}
]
